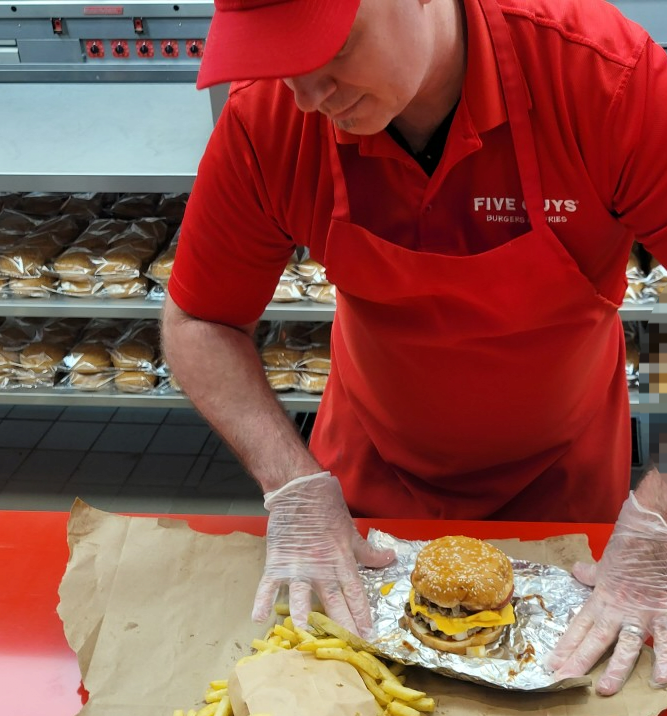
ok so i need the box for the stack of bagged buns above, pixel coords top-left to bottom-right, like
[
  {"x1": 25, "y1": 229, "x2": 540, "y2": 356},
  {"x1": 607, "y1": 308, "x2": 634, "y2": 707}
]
[
  {"x1": 258, "y1": 322, "x2": 332, "y2": 394},
  {"x1": 271, "y1": 253, "x2": 336, "y2": 305},
  {"x1": 51, "y1": 218, "x2": 166, "y2": 298}
]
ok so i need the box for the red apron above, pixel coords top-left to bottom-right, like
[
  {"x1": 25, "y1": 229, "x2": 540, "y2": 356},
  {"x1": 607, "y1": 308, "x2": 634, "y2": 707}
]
[{"x1": 309, "y1": 0, "x2": 630, "y2": 522}]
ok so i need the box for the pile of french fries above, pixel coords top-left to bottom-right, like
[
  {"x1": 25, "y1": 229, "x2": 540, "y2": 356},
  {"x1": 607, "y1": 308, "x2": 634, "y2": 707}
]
[{"x1": 172, "y1": 604, "x2": 436, "y2": 716}]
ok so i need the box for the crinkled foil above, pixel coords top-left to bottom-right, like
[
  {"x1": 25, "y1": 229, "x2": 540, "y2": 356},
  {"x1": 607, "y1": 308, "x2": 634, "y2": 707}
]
[{"x1": 360, "y1": 530, "x2": 593, "y2": 692}]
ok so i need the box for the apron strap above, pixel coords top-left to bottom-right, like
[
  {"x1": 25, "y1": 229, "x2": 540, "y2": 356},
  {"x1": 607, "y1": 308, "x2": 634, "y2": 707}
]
[{"x1": 478, "y1": 0, "x2": 547, "y2": 230}]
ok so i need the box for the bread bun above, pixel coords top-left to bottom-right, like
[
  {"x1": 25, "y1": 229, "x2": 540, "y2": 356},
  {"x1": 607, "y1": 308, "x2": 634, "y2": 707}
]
[
  {"x1": 109, "y1": 339, "x2": 155, "y2": 370},
  {"x1": 69, "y1": 371, "x2": 114, "y2": 391},
  {"x1": 59, "y1": 278, "x2": 102, "y2": 296},
  {"x1": 147, "y1": 245, "x2": 176, "y2": 284},
  {"x1": 14, "y1": 367, "x2": 57, "y2": 388},
  {"x1": 97, "y1": 247, "x2": 142, "y2": 277},
  {"x1": 20, "y1": 341, "x2": 65, "y2": 370},
  {"x1": 53, "y1": 248, "x2": 97, "y2": 277},
  {"x1": 101, "y1": 277, "x2": 148, "y2": 298},
  {"x1": 266, "y1": 369, "x2": 299, "y2": 391},
  {"x1": 261, "y1": 343, "x2": 302, "y2": 369},
  {"x1": 114, "y1": 370, "x2": 156, "y2": 393},
  {"x1": 403, "y1": 614, "x2": 505, "y2": 655},
  {"x1": 272, "y1": 279, "x2": 305, "y2": 302},
  {"x1": 411, "y1": 536, "x2": 513, "y2": 612},
  {"x1": 0, "y1": 248, "x2": 46, "y2": 278},
  {"x1": 9, "y1": 276, "x2": 56, "y2": 297},
  {"x1": 298, "y1": 371, "x2": 328, "y2": 393},
  {"x1": 0, "y1": 347, "x2": 19, "y2": 368},
  {"x1": 67, "y1": 342, "x2": 111, "y2": 373},
  {"x1": 297, "y1": 346, "x2": 331, "y2": 373},
  {"x1": 305, "y1": 283, "x2": 336, "y2": 304}
]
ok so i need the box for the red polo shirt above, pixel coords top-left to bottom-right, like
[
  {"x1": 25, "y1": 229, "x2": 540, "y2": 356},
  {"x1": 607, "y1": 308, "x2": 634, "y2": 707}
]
[{"x1": 169, "y1": 0, "x2": 667, "y2": 326}]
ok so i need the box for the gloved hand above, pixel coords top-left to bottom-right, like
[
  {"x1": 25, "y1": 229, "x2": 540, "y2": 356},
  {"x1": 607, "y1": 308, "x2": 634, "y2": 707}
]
[
  {"x1": 548, "y1": 492, "x2": 667, "y2": 695},
  {"x1": 251, "y1": 471, "x2": 396, "y2": 639}
]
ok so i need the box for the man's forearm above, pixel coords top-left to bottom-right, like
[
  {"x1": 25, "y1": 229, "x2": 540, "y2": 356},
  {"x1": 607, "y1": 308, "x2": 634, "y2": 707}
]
[
  {"x1": 635, "y1": 467, "x2": 667, "y2": 517},
  {"x1": 162, "y1": 296, "x2": 321, "y2": 492}
]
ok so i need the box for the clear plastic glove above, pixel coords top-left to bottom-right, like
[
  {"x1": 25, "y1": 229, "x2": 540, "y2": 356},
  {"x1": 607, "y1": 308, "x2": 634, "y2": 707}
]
[
  {"x1": 548, "y1": 492, "x2": 667, "y2": 695},
  {"x1": 251, "y1": 471, "x2": 396, "y2": 639}
]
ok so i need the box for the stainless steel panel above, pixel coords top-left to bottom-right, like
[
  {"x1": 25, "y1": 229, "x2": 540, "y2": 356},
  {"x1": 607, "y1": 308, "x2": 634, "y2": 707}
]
[
  {"x1": 17, "y1": 38, "x2": 83, "y2": 62},
  {"x1": 0, "y1": 82, "x2": 212, "y2": 192},
  {"x1": 0, "y1": 44, "x2": 18, "y2": 62}
]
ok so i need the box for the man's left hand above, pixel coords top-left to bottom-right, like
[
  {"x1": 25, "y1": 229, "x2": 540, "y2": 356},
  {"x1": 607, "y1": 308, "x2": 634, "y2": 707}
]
[{"x1": 548, "y1": 492, "x2": 667, "y2": 695}]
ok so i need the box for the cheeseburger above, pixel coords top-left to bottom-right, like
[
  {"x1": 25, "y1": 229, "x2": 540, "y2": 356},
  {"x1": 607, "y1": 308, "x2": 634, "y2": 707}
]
[{"x1": 404, "y1": 536, "x2": 515, "y2": 655}]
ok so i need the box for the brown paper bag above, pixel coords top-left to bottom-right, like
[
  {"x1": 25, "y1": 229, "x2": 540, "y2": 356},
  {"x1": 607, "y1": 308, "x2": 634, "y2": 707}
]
[{"x1": 228, "y1": 649, "x2": 377, "y2": 716}]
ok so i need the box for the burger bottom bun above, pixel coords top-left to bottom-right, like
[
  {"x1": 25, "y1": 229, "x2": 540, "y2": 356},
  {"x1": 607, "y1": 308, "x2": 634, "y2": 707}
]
[
  {"x1": 402, "y1": 613, "x2": 505, "y2": 655},
  {"x1": 69, "y1": 371, "x2": 114, "y2": 391}
]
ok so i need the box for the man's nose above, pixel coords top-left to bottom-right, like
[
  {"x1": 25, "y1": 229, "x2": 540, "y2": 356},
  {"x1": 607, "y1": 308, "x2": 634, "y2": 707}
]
[{"x1": 283, "y1": 71, "x2": 337, "y2": 113}]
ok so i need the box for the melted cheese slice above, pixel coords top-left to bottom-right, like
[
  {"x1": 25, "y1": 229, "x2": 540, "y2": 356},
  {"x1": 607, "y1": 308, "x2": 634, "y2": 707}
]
[{"x1": 409, "y1": 588, "x2": 515, "y2": 636}]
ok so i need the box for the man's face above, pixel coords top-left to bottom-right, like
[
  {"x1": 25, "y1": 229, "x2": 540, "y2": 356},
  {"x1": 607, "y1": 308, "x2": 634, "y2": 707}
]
[{"x1": 282, "y1": 0, "x2": 449, "y2": 135}]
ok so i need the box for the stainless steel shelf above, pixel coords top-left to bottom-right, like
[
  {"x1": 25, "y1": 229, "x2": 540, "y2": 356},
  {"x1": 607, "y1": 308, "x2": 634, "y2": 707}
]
[
  {"x1": 628, "y1": 388, "x2": 667, "y2": 414},
  {"x1": 0, "y1": 296, "x2": 336, "y2": 321},
  {"x1": 619, "y1": 302, "x2": 658, "y2": 320},
  {"x1": 0, "y1": 83, "x2": 214, "y2": 193},
  {"x1": 0, "y1": 296, "x2": 648, "y2": 321},
  {"x1": 0, "y1": 389, "x2": 322, "y2": 411}
]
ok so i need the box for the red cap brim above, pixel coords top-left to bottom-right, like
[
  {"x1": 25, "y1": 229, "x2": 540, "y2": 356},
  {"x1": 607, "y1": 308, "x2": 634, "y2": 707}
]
[{"x1": 197, "y1": 0, "x2": 361, "y2": 88}]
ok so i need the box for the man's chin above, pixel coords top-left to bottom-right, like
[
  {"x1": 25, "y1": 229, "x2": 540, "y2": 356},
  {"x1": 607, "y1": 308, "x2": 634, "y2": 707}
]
[{"x1": 333, "y1": 116, "x2": 392, "y2": 136}]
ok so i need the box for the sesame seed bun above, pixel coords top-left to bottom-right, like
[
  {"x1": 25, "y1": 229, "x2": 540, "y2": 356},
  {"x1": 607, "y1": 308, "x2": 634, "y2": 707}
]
[
  {"x1": 404, "y1": 614, "x2": 506, "y2": 655},
  {"x1": 410, "y1": 536, "x2": 513, "y2": 612}
]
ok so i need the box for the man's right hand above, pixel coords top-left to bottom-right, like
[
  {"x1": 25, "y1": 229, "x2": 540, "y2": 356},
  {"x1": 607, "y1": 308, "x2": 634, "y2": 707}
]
[{"x1": 251, "y1": 472, "x2": 396, "y2": 639}]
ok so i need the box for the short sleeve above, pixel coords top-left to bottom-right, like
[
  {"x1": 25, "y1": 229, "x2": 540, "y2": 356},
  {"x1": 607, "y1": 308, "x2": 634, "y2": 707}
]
[
  {"x1": 169, "y1": 90, "x2": 296, "y2": 326},
  {"x1": 608, "y1": 39, "x2": 667, "y2": 263}
]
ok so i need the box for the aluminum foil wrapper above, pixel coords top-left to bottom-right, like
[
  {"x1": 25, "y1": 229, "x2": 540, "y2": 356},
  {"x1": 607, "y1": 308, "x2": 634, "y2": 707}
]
[{"x1": 360, "y1": 530, "x2": 593, "y2": 692}]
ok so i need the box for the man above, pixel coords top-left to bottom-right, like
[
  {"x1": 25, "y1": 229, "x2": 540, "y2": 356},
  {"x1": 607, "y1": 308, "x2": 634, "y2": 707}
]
[{"x1": 162, "y1": 0, "x2": 667, "y2": 695}]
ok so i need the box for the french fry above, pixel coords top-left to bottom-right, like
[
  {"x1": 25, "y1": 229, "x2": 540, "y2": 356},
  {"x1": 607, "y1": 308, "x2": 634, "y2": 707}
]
[
  {"x1": 293, "y1": 626, "x2": 316, "y2": 642},
  {"x1": 274, "y1": 602, "x2": 290, "y2": 616},
  {"x1": 381, "y1": 680, "x2": 426, "y2": 702},
  {"x1": 209, "y1": 680, "x2": 228, "y2": 690},
  {"x1": 251, "y1": 638, "x2": 281, "y2": 653},
  {"x1": 396, "y1": 674, "x2": 407, "y2": 685},
  {"x1": 409, "y1": 696, "x2": 436, "y2": 712},
  {"x1": 195, "y1": 704, "x2": 217, "y2": 716},
  {"x1": 272, "y1": 623, "x2": 298, "y2": 645},
  {"x1": 186, "y1": 710, "x2": 197, "y2": 716},
  {"x1": 357, "y1": 650, "x2": 400, "y2": 684},
  {"x1": 315, "y1": 647, "x2": 382, "y2": 680},
  {"x1": 296, "y1": 637, "x2": 348, "y2": 651},
  {"x1": 213, "y1": 694, "x2": 232, "y2": 716},
  {"x1": 267, "y1": 634, "x2": 282, "y2": 646},
  {"x1": 173, "y1": 710, "x2": 185, "y2": 716},
  {"x1": 386, "y1": 701, "x2": 421, "y2": 716},
  {"x1": 358, "y1": 670, "x2": 391, "y2": 706},
  {"x1": 283, "y1": 615, "x2": 294, "y2": 630},
  {"x1": 204, "y1": 687, "x2": 226, "y2": 703}
]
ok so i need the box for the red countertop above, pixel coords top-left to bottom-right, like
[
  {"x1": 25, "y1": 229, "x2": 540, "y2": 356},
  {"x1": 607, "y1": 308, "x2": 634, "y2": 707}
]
[{"x1": 0, "y1": 511, "x2": 650, "y2": 716}]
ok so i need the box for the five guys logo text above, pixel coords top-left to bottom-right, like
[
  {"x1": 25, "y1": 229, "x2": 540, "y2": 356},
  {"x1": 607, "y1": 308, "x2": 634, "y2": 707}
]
[{"x1": 473, "y1": 197, "x2": 579, "y2": 224}]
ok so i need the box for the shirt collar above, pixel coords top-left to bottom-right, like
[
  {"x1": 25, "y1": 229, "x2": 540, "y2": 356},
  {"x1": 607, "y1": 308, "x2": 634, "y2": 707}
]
[{"x1": 333, "y1": 0, "x2": 532, "y2": 147}]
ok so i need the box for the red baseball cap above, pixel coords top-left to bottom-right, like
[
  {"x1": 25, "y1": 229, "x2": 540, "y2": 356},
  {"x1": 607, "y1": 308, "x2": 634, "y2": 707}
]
[{"x1": 197, "y1": 0, "x2": 362, "y2": 89}]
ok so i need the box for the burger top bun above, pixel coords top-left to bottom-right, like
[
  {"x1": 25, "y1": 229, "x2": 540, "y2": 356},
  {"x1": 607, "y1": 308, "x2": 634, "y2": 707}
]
[{"x1": 410, "y1": 536, "x2": 513, "y2": 612}]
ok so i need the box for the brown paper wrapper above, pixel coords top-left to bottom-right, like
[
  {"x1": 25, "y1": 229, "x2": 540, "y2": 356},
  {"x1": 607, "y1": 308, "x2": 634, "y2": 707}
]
[
  {"x1": 58, "y1": 500, "x2": 666, "y2": 716},
  {"x1": 228, "y1": 649, "x2": 377, "y2": 716}
]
